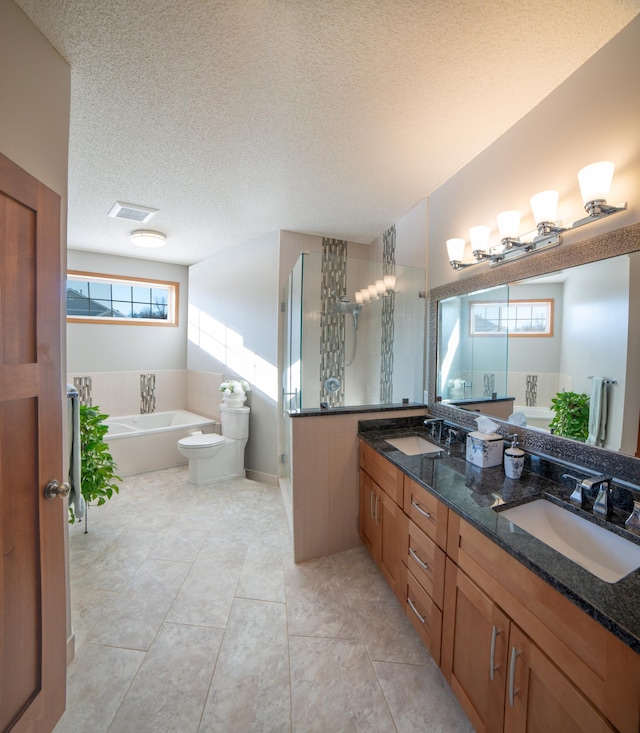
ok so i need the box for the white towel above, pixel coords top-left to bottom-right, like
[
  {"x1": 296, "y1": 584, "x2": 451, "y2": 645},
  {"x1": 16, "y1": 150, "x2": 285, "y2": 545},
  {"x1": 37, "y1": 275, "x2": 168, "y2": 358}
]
[
  {"x1": 586, "y1": 377, "x2": 607, "y2": 446},
  {"x1": 67, "y1": 386, "x2": 86, "y2": 520}
]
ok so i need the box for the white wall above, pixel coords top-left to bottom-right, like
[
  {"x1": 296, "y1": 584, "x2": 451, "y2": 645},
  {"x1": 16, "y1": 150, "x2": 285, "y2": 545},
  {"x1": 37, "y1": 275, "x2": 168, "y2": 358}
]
[
  {"x1": 427, "y1": 17, "x2": 640, "y2": 293},
  {"x1": 559, "y1": 256, "x2": 628, "y2": 451},
  {"x1": 67, "y1": 250, "x2": 189, "y2": 372},
  {"x1": 188, "y1": 230, "x2": 280, "y2": 479}
]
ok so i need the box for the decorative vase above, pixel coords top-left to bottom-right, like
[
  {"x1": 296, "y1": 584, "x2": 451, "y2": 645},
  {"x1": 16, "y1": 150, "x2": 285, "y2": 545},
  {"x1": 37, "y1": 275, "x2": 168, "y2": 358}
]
[{"x1": 222, "y1": 393, "x2": 247, "y2": 407}]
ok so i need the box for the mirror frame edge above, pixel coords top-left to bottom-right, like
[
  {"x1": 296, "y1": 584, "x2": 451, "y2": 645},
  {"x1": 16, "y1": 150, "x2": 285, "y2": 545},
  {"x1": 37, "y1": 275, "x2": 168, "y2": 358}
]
[{"x1": 427, "y1": 220, "x2": 640, "y2": 485}]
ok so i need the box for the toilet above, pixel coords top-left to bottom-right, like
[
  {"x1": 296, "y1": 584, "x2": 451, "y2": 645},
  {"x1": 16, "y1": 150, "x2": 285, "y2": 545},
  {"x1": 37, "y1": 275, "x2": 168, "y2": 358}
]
[{"x1": 177, "y1": 404, "x2": 250, "y2": 484}]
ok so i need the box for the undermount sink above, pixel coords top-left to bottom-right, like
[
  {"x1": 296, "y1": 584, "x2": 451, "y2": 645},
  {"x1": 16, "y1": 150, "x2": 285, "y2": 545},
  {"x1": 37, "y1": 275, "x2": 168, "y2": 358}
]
[
  {"x1": 385, "y1": 435, "x2": 443, "y2": 456},
  {"x1": 500, "y1": 499, "x2": 640, "y2": 583}
]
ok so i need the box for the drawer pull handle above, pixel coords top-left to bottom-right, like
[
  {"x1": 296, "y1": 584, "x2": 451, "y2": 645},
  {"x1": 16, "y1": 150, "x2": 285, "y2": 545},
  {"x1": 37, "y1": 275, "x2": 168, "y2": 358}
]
[
  {"x1": 508, "y1": 646, "x2": 521, "y2": 706},
  {"x1": 489, "y1": 626, "x2": 502, "y2": 681},
  {"x1": 374, "y1": 494, "x2": 380, "y2": 525},
  {"x1": 411, "y1": 499, "x2": 431, "y2": 519},
  {"x1": 409, "y1": 546, "x2": 429, "y2": 571},
  {"x1": 407, "y1": 597, "x2": 426, "y2": 624},
  {"x1": 369, "y1": 490, "x2": 375, "y2": 519}
]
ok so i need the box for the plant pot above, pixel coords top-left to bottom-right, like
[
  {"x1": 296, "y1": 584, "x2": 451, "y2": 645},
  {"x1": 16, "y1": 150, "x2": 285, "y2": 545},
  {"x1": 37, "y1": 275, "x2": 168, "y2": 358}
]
[{"x1": 222, "y1": 393, "x2": 247, "y2": 407}]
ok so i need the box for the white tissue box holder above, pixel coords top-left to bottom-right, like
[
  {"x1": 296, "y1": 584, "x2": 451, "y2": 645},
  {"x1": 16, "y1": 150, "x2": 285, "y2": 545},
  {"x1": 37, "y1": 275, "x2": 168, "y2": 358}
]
[{"x1": 466, "y1": 431, "x2": 504, "y2": 468}]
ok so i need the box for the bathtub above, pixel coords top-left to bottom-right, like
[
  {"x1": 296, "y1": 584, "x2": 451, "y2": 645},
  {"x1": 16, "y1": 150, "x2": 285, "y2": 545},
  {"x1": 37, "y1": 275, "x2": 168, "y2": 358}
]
[
  {"x1": 105, "y1": 410, "x2": 216, "y2": 476},
  {"x1": 513, "y1": 405, "x2": 554, "y2": 431}
]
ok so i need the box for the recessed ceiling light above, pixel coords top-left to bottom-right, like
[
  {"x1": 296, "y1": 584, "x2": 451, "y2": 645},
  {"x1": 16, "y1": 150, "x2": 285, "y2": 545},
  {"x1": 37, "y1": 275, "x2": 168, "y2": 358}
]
[
  {"x1": 130, "y1": 230, "x2": 167, "y2": 248},
  {"x1": 108, "y1": 201, "x2": 158, "y2": 223}
]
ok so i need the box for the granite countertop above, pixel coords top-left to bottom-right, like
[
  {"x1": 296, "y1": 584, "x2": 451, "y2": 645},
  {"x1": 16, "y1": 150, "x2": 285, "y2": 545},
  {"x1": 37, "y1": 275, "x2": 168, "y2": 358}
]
[
  {"x1": 358, "y1": 420, "x2": 640, "y2": 654},
  {"x1": 289, "y1": 402, "x2": 425, "y2": 417}
]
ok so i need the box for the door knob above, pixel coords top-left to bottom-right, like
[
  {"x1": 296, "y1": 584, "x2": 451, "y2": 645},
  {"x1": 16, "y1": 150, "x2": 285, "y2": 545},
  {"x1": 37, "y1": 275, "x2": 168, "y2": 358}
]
[{"x1": 44, "y1": 479, "x2": 71, "y2": 500}]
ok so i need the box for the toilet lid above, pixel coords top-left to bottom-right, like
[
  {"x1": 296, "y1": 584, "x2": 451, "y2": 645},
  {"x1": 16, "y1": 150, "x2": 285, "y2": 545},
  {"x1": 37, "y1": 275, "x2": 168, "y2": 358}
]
[{"x1": 178, "y1": 433, "x2": 225, "y2": 448}]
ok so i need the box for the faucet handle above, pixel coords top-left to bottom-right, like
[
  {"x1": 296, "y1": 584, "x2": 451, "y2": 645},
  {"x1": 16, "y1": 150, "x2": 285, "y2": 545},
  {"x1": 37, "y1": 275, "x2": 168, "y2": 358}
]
[
  {"x1": 562, "y1": 473, "x2": 585, "y2": 508},
  {"x1": 625, "y1": 500, "x2": 640, "y2": 529},
  {"x1": 592, "y1": 478, "x2": 613, "y2": 519}
]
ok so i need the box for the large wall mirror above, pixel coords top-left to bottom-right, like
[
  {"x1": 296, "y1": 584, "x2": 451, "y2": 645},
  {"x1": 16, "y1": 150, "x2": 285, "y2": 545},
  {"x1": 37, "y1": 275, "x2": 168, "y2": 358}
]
[{"x1": 427, "y1": 222, "x2": 640, "y2": 481}]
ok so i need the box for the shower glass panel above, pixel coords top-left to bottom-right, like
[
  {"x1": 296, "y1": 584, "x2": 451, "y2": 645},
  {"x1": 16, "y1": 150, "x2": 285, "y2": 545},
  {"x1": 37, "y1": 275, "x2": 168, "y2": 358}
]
[{"x1": 287, "y1": 252, "x2": 425, "y2": 409}]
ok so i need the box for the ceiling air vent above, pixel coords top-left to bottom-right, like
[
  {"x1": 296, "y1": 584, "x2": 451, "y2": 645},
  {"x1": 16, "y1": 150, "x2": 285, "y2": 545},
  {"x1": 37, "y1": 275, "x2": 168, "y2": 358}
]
[{"x1": 108, "y1": 201, "x2": 158, "y2": 223}]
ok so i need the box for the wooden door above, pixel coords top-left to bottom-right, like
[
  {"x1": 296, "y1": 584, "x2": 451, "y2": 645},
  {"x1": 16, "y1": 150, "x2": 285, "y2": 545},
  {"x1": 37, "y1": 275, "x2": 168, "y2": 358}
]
[
  {"x1": 0, "y1": 153, "x2": 66, "y2": 732},
  {"x1": 503, "y1": 624, "x2": 613, "y2": 733},
  {"x1": 441, "y1": 559, "x2": 509, "y2": 733}
]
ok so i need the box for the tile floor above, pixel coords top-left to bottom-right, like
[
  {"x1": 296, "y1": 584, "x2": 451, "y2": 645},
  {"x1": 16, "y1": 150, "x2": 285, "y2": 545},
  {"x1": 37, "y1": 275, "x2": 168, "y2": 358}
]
[{"x1": 55, "y1": 466, "x2": 473, "y2": 733}]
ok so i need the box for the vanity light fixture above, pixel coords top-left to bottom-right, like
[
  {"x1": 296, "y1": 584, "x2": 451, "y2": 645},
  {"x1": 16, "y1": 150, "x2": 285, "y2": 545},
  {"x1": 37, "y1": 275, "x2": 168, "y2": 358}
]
[
  {"x1": 383, "y1": 274, "x2": 396, "y2": 291},
  {"x1": 130, "y1": 229, "x2": 167, "y2": 248},
  {"x1": 446, "y1": 161, "x2": 627, "y2": 270}
]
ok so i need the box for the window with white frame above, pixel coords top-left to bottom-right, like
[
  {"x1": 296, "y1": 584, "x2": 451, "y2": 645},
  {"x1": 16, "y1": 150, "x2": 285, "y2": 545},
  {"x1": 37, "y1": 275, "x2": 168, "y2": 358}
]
[
  {"x1": 469, "y1": 299, "x2": 553, "y2": 337},
  {"x1": 66, "y1": 271, "x2": 179, "y2": 326}
]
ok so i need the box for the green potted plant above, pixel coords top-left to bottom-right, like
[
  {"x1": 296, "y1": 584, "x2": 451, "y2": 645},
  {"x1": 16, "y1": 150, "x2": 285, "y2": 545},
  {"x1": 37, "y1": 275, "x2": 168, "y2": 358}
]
[
  {"x1": 69, "y1": 405, "x2": 121, "y2": 524},
  {"x1": 548, "y1": 391, "x2": 590, "y2": 442}
]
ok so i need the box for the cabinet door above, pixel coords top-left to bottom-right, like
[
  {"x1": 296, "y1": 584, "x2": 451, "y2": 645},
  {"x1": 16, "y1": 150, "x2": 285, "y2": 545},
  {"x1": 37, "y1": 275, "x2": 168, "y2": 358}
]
[
  {"x1": 359, "y1": 469, "x2": 380, "y2": 561},
  {"x1": 504, "y1": 624, "x2": 614, "y2": 733},
  {"x1": 442, "y1": 559, "x2": 509, "y2": 733},
  {"x1": 378, "y1": 487, "x2": 407, "y2": 602}
]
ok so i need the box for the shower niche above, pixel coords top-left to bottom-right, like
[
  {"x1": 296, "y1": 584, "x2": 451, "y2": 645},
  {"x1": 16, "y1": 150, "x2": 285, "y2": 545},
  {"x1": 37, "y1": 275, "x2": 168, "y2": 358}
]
[{"x1": 283, "y1": 251, "x2": 426, "y2": 411}]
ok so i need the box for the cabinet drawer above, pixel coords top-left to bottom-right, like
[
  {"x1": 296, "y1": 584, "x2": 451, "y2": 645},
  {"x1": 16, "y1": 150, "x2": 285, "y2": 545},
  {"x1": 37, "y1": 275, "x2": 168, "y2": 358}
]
[
  {"x1": 403, "y1": 475, "x2": 448, "y2": 550},
  {"x1": 447, "y1": 512, "x2": 640, "y2": 733},
  {"x1": 359, "y1": 440, "x2": 404, "y2": 505},
  {"x1": 404, "y1": 568, "x2": 443, "y2": 665},
  {"x1": 405, "y1": 520, "x2": 445, "y2": 609}
]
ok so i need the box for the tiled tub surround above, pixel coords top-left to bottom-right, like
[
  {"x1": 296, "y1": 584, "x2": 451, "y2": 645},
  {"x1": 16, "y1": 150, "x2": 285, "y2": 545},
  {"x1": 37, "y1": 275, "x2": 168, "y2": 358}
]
[
  {"x1": 358, "y1": 416, "x2": 640, "y2": 653},
  {"x1": 67, "y1": 370, "x2": 223, "y2": 420}
]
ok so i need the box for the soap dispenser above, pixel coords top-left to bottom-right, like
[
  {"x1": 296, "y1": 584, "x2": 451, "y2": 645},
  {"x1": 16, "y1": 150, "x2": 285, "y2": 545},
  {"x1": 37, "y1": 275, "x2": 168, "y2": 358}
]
[{"x1": 504, "y1": 434, "x2": 525, "y2": 479}]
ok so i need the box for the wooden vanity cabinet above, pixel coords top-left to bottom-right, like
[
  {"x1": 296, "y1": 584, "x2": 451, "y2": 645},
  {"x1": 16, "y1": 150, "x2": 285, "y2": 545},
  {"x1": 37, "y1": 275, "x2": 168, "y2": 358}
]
[
  {"x1": 358, "y1": 442, "x2": 407, "y2": 602},
  {"x1": 443, "y1": 513, "x2": 640, "y2": 733}
]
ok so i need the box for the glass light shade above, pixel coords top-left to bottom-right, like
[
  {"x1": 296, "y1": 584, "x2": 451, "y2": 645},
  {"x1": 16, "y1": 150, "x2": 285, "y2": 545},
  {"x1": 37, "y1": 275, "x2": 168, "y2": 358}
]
[
  {"x1": 375, "y1": 279, "x2": 386, "y2": 295},
  {"x1": 130, "y1": 229, "x2": 167, "y2": 248},
  {"x1": 578, "y1": 161, "x2": 614, "y2": 205},
  {"x1": 368, "y1": 284, "x2": 378, "y2": 299},
  {"x1": 469, "y1": 225, "x2": 490, "y2": 253},
  {"x1": 354, "y1": 291, "x2": 363, "y2": 304},
  {"x1": 383, "y1": 274, "x2": 396, "y2": 290},
  {"x1": 530, "y1": 190, "x2": 558, "y2": 224},
  {"x1": 497, "y1": 210, "x2": 521, "y2": 239},
  {"x1": 446, "y1": 238, "x2": 466, "y2": 262},
  {"x1": 360, "y1": 288, "x2": 371, "y2": 303}
]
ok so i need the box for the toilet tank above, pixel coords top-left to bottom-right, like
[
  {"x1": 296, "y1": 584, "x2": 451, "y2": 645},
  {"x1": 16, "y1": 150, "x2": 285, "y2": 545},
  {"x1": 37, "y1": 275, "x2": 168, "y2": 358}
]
[{"x1": 220, "y1": 405, "x2": 250, "y2": 439}]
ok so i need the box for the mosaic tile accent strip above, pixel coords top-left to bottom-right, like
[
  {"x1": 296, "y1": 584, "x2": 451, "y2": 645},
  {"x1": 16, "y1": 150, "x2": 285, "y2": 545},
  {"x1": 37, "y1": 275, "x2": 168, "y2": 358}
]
[
  {"x1": 526, "y1": 375, "x2": 538, "y2": 407},
  {"x1": 73, "y1": 376, "x2": 93, "y2": 406},
  {"x1": 140, "y1": 373, "x2": 156, "y2": 414},
  {"x1": 320, "y1": 238, "x2": 347, "y2": 407},
  {"x1": 484, "y1": 374, "x2": 495, "y2": 398},
  {"x1": 380, "y1": 225, "x2": 396, "y2": 404}
]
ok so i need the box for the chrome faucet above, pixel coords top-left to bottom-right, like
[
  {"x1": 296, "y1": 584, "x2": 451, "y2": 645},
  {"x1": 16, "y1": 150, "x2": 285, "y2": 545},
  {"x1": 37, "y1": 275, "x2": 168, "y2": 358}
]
[
  {"x1": 423, "y1": 418, "x2": 444, "y2": 442},
  {"x1": 445, "y1": 427, "x2": 459, "y2": 448},
  {"x1": 584, "y1": 476, "x2": 613, "y2": 519},
  {"x1": 625, "y1": 500, "x2": 640, "y2": 528}
]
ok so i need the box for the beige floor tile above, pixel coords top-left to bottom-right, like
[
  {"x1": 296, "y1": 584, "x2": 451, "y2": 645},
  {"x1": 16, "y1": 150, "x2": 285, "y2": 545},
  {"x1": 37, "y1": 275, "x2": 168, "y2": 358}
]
[
  {"x1": 199, "y1": 598, "x2": 291, "y2": 732},
  {"x1": 59, "y1": 469, "x2": 471, "y2": 732},
  {"x1": 86, "y1": 558, "x2": 191, "y2": 650},
  {"x1": 285, "y1": 557, "x2": 360, "y2": 639},
  {"x1": 53, "y1": 643, "x2": 145, "y2": 733},
  {"x1": 374, "y1": 660, "x2": 475, "y2": 733},
  {"x1": 108, "y1": 623, "x2": 223, "y2": 733},
  {"x1": 236, "y1": 540, "x2": 286, "y2": 603},
  {"x1": 289, "y1": 635, "x2": 394, "y2": 733}
]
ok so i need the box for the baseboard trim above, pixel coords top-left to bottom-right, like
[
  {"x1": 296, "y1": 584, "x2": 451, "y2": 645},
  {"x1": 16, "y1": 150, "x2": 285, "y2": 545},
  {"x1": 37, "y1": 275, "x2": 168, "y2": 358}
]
[{"x1": 245, "y1": 468, "x2": 278, "y2": 486}]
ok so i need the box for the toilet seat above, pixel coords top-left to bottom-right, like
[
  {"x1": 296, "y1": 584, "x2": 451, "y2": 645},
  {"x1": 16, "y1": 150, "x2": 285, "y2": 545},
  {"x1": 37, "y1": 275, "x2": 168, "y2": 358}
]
[{"x1": 178, "y1": 433, "x2": 225, "y2": 449}]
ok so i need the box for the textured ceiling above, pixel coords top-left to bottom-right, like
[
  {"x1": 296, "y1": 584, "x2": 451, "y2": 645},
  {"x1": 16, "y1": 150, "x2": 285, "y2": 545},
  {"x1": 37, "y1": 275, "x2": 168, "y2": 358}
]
[{"x1": 13, "y1": 0, "x2": 640, "y2": 265}]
